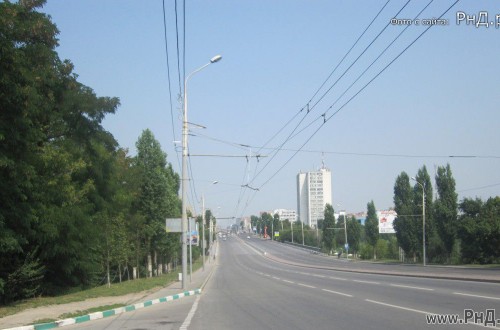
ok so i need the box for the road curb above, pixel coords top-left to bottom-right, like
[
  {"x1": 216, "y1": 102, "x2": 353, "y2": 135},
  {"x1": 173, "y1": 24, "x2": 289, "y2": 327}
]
[
  {"x1": 263, "y1": 252, "x2": 500, "y2": 284},
  {"x1": 3, "y1": 289, "x2": 202, "y2": 330},
  {"x1": 241, "y1": 237, "x2": 500, "y2": 284}
]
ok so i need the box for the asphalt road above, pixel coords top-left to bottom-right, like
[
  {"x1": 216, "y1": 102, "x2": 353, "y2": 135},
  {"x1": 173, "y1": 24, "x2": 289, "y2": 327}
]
[{"x1": 65, "y1": 235, "x2": 500, "y2": 330}]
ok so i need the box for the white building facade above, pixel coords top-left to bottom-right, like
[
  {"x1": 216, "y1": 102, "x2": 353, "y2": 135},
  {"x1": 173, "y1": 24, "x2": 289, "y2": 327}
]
[
  {"x1": 273, "y1": 209, "x2": 297, "y2": 222},
  {"x1": 297, "y1": 166, "x2": 332, "y2": 228}
]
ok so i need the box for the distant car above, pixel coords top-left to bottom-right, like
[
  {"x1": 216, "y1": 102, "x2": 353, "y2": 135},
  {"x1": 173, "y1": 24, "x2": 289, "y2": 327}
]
[{"x1": 247, "y1": 236, "x2": 251, "y2": 239}]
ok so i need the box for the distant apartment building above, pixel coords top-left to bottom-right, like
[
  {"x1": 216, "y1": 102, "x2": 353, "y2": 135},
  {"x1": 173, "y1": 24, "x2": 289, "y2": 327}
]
[
  {"x1": 273, "y1": 209, "x2": 297, "y2": 222},
  {"x1": 297, "y1": 165, "x2": 332, "y2": 228},
  {"x1": 240, "y1": 216, "x2": 251, "y2": 232}
]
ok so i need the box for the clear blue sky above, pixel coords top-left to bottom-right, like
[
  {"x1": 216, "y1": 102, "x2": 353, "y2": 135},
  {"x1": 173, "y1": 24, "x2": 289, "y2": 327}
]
[{"x1": 41, "y1": 0, "x2": 500, "y2": 223}]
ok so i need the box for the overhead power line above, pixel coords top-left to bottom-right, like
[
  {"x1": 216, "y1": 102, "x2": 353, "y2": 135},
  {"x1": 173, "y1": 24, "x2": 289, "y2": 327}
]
[
  {"x1": 247, "y1": 0, "x2": 408, "y2": 189},
  {"x1": 308, "y1": 0, "x2": 411, "y2": 115},
  {"x1": 307, "y1": 0, "x2": 392, "y2": 105},
  {"x1": 288, "y1": 0, "x2": 435, "y2": 143},
  {"x1": 458, "y1": 182, "x2": 500, "y2": 193},
  {"x1": 188, "y1": 130, "x2": 500, "y2": 159},
  {"x1": 174, "y1": 0, "x2": 182, "y2": 96},
  {"x1": 162, "y1": 0, "x2": 181, "y2": 171},
  {"x1": 255, "y1": 0, "x2": 461, "y2": 191},
  {"x1": 188, "y1": 154, "x2": 266, "y2": 158}
]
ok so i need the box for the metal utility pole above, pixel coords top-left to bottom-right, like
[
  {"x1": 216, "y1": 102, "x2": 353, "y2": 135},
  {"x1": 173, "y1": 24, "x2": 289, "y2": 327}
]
[
  {"x1": 344, "y1": 212, "x2": 348, "y2": 260},
  {"x1": 412, "y1": 177, "x2": 426, "y2": 266},
  {"x1": 202, "y1": 195, "x2": 205, "y2": 271},
  {"x1": 301, "y1": 221, "x2": 304, "y2": 246},
  {"x1": 181, "y1": 55, "x2": 222, "y2": 289}
]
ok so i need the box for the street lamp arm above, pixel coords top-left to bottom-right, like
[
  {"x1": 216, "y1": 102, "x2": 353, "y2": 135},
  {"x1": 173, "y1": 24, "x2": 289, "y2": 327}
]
[{"x1": 185, "y1": 55, "x2": 222, "y2": 87}]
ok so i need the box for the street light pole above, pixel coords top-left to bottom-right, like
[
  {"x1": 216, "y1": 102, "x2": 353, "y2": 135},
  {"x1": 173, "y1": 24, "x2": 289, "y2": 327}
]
[
  {"x1": 201, "y1": 194, "x2": 205, "y2": 271},
  {"x1": 181, "y1": 55, "x2": 222, "y2": 290},
  {"x1": 201, "y1": 180, "x2": 219, "y2": 262},
  {"x1": 301, "y1": 221, "x2": 304, "y2": 246},
  {"x1": 411, "y1": 177, "x2": 426, "y2": 267},
  {"x1": 343, "y1": 211, "x2": 348, "y2": 260},
  {"x1": 338, "y1": 204, "x2": 348, "y2": 260}
]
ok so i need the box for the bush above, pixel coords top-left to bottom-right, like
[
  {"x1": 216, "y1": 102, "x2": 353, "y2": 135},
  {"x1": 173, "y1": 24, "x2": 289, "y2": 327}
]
[
  {"x1": 359, "y1": 243, "x2": 373, "y2": 260},
  {"x1": 3, "y1": 251, "x2": 45, "y2": 304},
  {"x1": 375, "y1": 239, "x2": 388, "y2": 259}
]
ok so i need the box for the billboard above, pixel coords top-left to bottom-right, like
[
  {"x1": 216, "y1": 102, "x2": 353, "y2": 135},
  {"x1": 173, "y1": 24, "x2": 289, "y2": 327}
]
[
  {"x1": 377, "y1": 210, "x2": 397, "y2": 234},
  {"x1": 166, "y1": 218, "x2": 199, "y2": 245},
  {"x1": 166, "y1": 218, "x2": 196, "y2": 233},
  {"x1": 188, "y1": 227, "x2": 199, "y2": 246}
]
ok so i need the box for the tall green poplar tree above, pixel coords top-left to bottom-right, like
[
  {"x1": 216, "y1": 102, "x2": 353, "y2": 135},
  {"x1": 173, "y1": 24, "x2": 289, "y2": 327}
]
[
  {"x1": 413, "y1": 166, "x2": 434, "y2": 261},
  {"x1": 393, "y1": 172, "x2": 419, "y2": 262},
  {"x1": 434, "y1": 164, "x2": 458, "y2": 260},
  {"x1": 322, "y1": 204, "x2": 336, "y2": 253},
  {"x1": 135, "y1": 129, "x2": 180, "y2": 277},
  {"x1": 365, "y1": 201, "x2": 379, "y2": 259},
  {"x1": 347, "y1": 216, "x2": 362, "y2": 255}
]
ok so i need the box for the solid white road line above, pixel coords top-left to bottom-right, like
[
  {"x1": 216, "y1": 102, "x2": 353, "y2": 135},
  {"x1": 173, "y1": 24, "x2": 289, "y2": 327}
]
[
  {"x1": 453, "y1": 292, "x2": 500, "y2": 301},
  {"x1": 390, "y1": 284, "x2": 434, "y2": 291},
  {"x1": 322, "y1": 289, "x2": 353, "y2": 297},
  {"x1": 180, "y1": 294, "x2": 201, "y2": 330}
]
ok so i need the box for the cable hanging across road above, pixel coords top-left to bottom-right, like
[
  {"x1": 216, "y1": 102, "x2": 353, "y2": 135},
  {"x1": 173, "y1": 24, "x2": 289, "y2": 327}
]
[
  {"x1": 162, "y1": 0, "x2": 181, "y2": 171},
  {"x1": 221, "y1": 1, "x2": 401, "y2": 219},
  {"x1": 255, "y1": 0, "x2": 461, "y2": 192},
  {"x1": 246, "y1": 0, "x2": 409, "y2": 190},
  {"x1": 287, "y1": 0, "x2": 435, "y2": 144}
]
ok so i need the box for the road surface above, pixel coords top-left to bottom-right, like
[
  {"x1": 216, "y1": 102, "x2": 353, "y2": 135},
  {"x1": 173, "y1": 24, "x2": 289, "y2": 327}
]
[{"x1": 65, "y1": 234, "x2": 500, "y2": 329}]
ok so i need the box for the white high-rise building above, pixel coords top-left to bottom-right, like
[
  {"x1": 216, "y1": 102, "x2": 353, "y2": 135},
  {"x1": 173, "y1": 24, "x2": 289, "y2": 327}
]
[
  {"x1": 297, "y1": 165, "x2": 332, "y2": 228},
  {"x1": 273, "y1": 209, "x2": 297, "y2": 222}
]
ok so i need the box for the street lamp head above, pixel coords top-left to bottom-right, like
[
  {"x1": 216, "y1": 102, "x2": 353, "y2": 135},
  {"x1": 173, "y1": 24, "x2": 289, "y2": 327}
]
[
  {"x1": 210, "y1": 55, "x2": 222, "y2": 63},
  {"x1": 212, "y1": 181, "x2": 219, "y2": 185},
  {"x1": 411, "y1": 177, "x2": 416, "y2": 181}
]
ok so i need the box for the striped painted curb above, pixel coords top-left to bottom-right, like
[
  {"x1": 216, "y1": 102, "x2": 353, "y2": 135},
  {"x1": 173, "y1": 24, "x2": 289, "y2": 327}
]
[{"x1": 4, "y1": 289, "x2": 202, "y2": 330}]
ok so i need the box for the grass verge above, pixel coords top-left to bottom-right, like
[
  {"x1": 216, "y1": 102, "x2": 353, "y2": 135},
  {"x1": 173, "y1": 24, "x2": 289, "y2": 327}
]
[{"x1": 0, "y1": 259, "x2": 203, "y2": 319}]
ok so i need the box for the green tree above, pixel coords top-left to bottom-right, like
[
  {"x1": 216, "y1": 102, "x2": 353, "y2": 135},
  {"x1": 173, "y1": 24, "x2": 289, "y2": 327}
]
[
  {"x1": 321, "y1": 204, "x2": 336, "y2": 253},
  {"x1": 0, "y1": 0, "x2": 63, "y2": 299},
  {"x1": 261, "y1": 212, "x2": 274, "y2": 238},
  {"x1": 250, "y1": 215, "x2": 259, "y2": 233},
  {"x1": 434, "y1": 164, "x2": 458, "y2": 261},
  {"x1": 375, "y1": 239, "x2": 389, "y2": 259},
  {"x1": 273, "y1": 213, "x2": 280, "y2": 238},
  {"x1": 335, "y1": 213, "x2": 347, "y2": 248},
  {"x1": 135, "y1": 129, "x2": 179, "y2": 277},
  {"x1": 393, "y1": 172, "x2": 419, "y2": 262},
  {"x1": 413, "y1": 166, "x2": 434, "y2": 262},
  {"x1": 1, "y1": 0, "x2": 124, "y2": 299},
  {"x1": 458, "y1": 197, "x2": 500, "y2": 264},
  {"x1": 347, "y1": 216, "x2": 362, "y2": 256},
  {"x1": 365, "y1": 201, "x2": 379, "y2": 259}
]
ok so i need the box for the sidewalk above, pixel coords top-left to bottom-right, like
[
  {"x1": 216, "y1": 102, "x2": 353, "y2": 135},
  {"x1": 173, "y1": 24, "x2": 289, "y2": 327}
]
[{"x1": 0, "y1": 254, "x2": 217, "y2": 330}]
